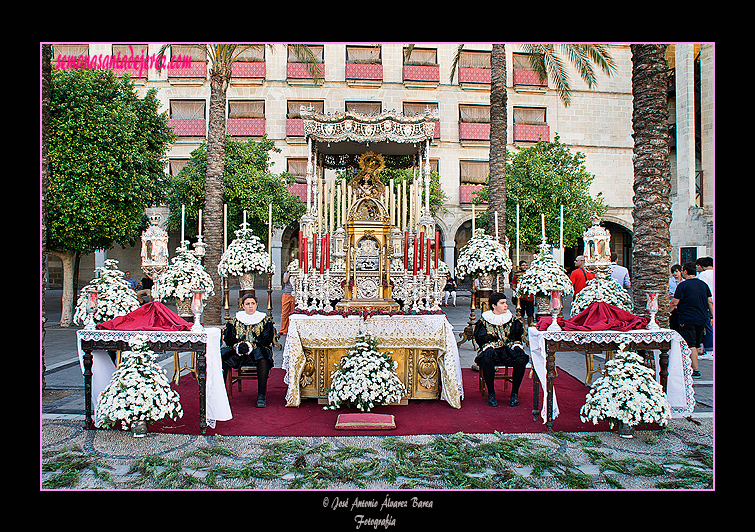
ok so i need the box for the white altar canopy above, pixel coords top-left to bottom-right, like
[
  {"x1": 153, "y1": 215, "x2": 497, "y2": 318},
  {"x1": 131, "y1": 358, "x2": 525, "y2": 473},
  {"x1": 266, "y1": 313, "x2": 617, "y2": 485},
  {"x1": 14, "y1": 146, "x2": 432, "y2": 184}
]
[
  {"x1": 282, "y1": 314, "x2": 464, "y2": 408},
  {"x1": 76, "y1": 328, "x2": 232, "y2": 428},
  {"x1": 528, "y1": 327, "x2": 696, "y2": 423}
]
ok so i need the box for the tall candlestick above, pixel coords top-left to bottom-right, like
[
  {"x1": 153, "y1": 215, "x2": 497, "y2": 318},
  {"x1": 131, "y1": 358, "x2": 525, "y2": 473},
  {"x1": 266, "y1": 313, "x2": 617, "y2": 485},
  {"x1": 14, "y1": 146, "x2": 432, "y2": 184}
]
[
  {"x1": 516, "y1": 204, "x2": 520, "y2": 265},
  {"x1": 312, "y1": 232, "x2": 317, "y2": 272},
  {"x1": 413, "y1": 236, "x2": 418, "y2": 275},
  {"x1": 320, "y1": 236, "x2": 325, "y2": 274},
  {"x1": 541, "y1": 213, "x2": 545, "y2": 241},
  {"x1": 329, "y1": 180, "x2": 334, "y2": 233},
  {"x1": 419, "y1": 230, "x2": 424, "y2": 267},
  {"x1": 560, "y1": 204, "x2": 564, "y2": 266},
  {"x1": 302, "y1": 237, "x2": 308, "y2": 273},
  {"x1": 404, "y1": 231, "x2": 409, "y2": 271},
  {"x1": 426, "y1": 238, "x2": 431, "y2": 276},
  {"x1": 472, "y1": 203, "x2": 475, "y2": 233},
  {"x1": 326, "y1": 232, "x2": 330, "y2": 270},
  {"x1": 435, "y1": 231, "x2": 439, "y2": 269},
  {"x1": 224, "y1": 204, "x2": 228, "y2": 250},
  {"x1": 389, "y1": 179, "x2": 394, "y2": 226},
  {"x1": 402, "y1": 181, "x2": 407, "y2": 232},
  {"x1": 268, "y1": 203, "x2": 272, "y2": 262},
  {"x1": 198, "y1": 209, "x2": 202, "y2": 237},
  {"x1": 298, "y1": 230, "x2": 303, "y2": 267},
  {"x1": 181, "y1": 204, "x2": 185, "y2": 242}
]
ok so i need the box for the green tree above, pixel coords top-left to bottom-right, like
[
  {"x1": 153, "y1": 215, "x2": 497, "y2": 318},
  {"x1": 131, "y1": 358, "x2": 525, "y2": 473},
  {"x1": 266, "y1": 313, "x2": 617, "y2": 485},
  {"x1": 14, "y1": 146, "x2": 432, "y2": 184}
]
[
  {"x1": 47, "y1": 67, "x2": 175, "y2": 326},
  {"x1": 472, "y1": 136, "x2": 605, "y2": 251},
  {"x1": 167, "y1": 135, "x2": 305, "y2": 245}
]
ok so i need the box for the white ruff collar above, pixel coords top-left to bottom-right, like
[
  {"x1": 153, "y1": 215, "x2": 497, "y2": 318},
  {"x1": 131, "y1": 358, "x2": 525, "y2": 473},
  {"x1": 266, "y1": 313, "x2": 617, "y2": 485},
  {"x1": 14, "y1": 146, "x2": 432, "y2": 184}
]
[
  {"x1": 235, "y1": 310, "x2": 266, "y2": 325},
  {"x1": 482, "y1": 309, "x2": 513, "y2": 326}
]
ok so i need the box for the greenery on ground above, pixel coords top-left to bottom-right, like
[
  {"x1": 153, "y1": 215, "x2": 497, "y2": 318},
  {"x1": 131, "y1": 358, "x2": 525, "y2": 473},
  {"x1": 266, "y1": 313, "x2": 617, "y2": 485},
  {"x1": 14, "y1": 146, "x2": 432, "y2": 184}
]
[{"x1": 42, "y1": 430, "x2": 712, "y2": 490}]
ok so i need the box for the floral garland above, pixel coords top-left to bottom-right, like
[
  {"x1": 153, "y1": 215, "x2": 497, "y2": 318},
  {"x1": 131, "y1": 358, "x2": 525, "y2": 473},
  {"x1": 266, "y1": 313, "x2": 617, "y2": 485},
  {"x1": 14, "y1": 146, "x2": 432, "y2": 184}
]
[
  {"x1": 514, "y1": 243, "x2": 573, "y2": 298},
  {"x1": 96, "y1": 335, "x2": 183, "y2": 430},
  {"x1": 580, "y1": 335, "x2": 670, "y2": 429},
  {"x1": 152, "y1": 246, "x2": 215, "y2": 301},
  {"x1": 455, "y1": 229, "x2": 512, "y2": 280},
  {"x1": 571, "y1": 274, "x2": 633, "y2": 315},
  {"x1": 325, "y1": 332, "x2": 406, "y2": 412},
  {"x1": 73, "y1": 259, "x2": 141, "y2": 326},
  {"x1": 218, "y1": 228, "x2": 275, "y2": 278}
]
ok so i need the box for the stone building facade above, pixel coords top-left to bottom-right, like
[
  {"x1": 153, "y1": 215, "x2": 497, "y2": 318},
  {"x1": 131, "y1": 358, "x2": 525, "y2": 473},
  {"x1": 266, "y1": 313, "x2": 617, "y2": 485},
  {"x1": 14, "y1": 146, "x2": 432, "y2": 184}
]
[{"x1": 47, "y1": 43, "x2": 713, "y2": 290}]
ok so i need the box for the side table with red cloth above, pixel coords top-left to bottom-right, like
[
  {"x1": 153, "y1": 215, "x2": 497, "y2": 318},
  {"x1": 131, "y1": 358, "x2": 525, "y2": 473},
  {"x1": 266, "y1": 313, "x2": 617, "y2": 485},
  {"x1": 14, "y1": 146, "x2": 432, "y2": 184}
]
[
  {"x1": 536, "y1": 301, "x2": 650, "y2": 331},
  {"x1": 78, "y1": 302, "x2": 231, "y2": 433}
]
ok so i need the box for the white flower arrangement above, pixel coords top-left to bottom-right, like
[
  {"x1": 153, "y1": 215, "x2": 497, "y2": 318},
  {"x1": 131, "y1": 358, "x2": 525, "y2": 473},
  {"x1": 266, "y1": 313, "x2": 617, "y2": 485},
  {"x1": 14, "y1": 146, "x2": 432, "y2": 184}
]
[
  {"x1": 152, "y1": 246, "x2": 215, "y2": 301},
  {"x1": 514, "y1": 243, "x2": 573, "y2": 298},
  {"x1": 325, "y1": 332, "x2": 406, "y2": 412},
  {"x1": 218, "y1": 228, "x2": 275, "y2": 278},
  {"x1": 73, "y1": 259, "x2": 141, "y2": 326},
  {"x1": 580, "y1": 335, "x2": 670, "y2": 430},
  {"x1": 96, "y1": 334, "x2": 183, "y2": 431},
  {"x1": 455, "y1": 229, "x2": 513, "y2": 280},
  {"x1": 571, "y1": 274, "x2": 633, "y2": 315}
]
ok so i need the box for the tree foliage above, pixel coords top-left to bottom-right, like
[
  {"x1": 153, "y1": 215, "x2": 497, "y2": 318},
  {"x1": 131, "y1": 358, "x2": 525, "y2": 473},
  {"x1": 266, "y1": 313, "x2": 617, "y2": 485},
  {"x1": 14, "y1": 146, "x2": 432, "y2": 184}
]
[
  {"x1": 47, "y1": 68, "x2": 175, "y2": 253},
  {"x1": 166, "y1": 135, "x2": 305, "y2": 243},
  {"x1": 473, "y1": 135, "x2": 605, "y2": 251}
]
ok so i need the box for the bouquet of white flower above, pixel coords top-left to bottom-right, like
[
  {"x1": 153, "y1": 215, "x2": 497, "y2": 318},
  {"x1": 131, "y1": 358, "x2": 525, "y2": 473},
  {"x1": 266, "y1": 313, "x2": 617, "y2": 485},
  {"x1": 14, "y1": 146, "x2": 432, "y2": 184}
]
[
  {"x1": 218, "y1": 228, "x2": 275, "y2": 278},
  {"x1": 455, "y1": 229, "x2": 512, "y2": 280},
  {"x1": 96, "y1": 335, "x2": 183, "y2": 431},
  {"x1": 152, "y1": 246, "x2": 215, "y2": 301},
  {"x1": 580, "y1": 335, "x2": 670, "y2": 430},
  {"x1": 326, "y1": 332, "x2": 406, "y2": 412},
  {"x1": 514, "y1": 243, "x2": 573, "y2": 298},
  {"x1": 571, "y1": 274, "x2": 633, "y2": 315},
  {"x1": 73, "y1": 259, "x2": 141, "y2": 326}
]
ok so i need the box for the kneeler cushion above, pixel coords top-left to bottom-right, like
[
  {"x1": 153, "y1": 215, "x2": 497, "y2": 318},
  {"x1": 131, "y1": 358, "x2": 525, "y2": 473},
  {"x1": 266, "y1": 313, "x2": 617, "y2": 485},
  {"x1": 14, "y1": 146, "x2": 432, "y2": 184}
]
[{"x1": 335, "y1": 413, "x2": 396, "y2": 430}]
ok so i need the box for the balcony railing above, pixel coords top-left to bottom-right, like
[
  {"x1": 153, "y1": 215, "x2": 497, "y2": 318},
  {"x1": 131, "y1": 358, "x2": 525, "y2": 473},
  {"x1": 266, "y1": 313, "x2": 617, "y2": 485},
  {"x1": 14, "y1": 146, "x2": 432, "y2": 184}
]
[
  {"x1": 513, "y1": 70, "x2": 547, "y2": 87},
  {"x1": 403, "y1": 64, "x2": 439, "y2": 83},
  {"x1": 459, "y1": 122, "x2": 490, "y2": 141},
  {"x1": 459, "y1": 184, "x2": 486, "y2": 203},
  {"x1": 227, "y1": 118, "x2": 265, "y2": 137},
  {"x1": 168, "y1": 118, "x2": 206, "y2": 137},
  {"x1": 458, "y1": 67, "x2": 491, "y2": 84},
  {"x1": 345, "y1": 63, "x2": 383, "y2": 81},
  {"x1": 287, "y1": 62, "x2": 325, "y2": 80},
  {"x1": 513, "y1": 123, "x2": 550, "y2": 143},
  {"x1": 231, "y1": 61, "x2": 266, "y2": 80}
]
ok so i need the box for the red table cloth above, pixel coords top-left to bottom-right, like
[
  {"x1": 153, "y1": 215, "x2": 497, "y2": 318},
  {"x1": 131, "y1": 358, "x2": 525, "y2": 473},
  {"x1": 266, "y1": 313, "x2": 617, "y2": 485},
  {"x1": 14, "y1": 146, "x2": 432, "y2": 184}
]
[
  {"x1": 96, "y1": 302, "x2": 193, "y2": 331},
  {"x1": 536, "y1": 302, "x2": 650, "y2": 332}
]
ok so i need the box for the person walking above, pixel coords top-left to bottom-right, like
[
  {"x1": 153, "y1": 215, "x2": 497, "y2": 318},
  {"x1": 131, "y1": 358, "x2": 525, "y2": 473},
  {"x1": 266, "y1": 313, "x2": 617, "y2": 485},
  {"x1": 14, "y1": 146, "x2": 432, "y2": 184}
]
[
  {"x1": 670, "y1": 262, "x2": 713, "y2": 378},
  {"x1": 278, "y1": 270, "x2": 294, "y2": 336},
  {"x1": 696, "y1": 257, "x2": 714, "y2": 359},
  {"x1": 569, "y1": 256, "x2": 594, "y2": 296},
  {"x1": 610, "y1": 252, "x2": 631, "y2": 290}
]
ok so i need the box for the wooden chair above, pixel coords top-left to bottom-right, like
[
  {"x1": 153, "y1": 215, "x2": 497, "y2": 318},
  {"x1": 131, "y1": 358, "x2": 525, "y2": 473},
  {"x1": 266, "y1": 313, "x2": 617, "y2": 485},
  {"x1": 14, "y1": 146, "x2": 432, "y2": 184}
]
[
  {"x1": 479, "y1": 365, "x2": 513, "y2": 397},
  {"x1": 227, "y1": 365, "x2": 258, "y2": 397}
]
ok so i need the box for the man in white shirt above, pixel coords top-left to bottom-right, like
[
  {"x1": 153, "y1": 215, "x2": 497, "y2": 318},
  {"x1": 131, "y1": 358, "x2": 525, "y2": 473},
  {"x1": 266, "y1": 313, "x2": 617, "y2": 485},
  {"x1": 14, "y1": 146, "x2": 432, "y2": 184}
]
[
  {"x1": 696, "y1": 257, "x2": 714, "y2": 358},
  {"x1": 610, "y1": 253, "x2": 631, "y2": 290}
]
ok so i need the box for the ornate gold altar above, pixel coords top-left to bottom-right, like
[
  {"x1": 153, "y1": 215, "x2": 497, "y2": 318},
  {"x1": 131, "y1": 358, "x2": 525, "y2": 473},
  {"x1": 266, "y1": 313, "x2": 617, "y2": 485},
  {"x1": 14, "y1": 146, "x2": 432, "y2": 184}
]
[
  {"x1": 281, "y1": 108, "x2": 465, "y2": 408},
  {"x1": 282, "y1": 314, "x2": 463, "y2": 408}
]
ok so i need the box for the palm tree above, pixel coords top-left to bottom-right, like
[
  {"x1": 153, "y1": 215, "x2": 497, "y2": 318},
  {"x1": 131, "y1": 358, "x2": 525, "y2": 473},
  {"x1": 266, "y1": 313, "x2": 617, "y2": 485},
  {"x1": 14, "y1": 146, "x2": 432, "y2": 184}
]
[
  {"x1": 630, "y1": 44, "x2": 672, "y2": 326},
  {"x1": 450, "y1": 44, "x2": 616, "y2": 243},
  {"x1": 159, "y1": 44, "x2": 321, "y2": 325}
]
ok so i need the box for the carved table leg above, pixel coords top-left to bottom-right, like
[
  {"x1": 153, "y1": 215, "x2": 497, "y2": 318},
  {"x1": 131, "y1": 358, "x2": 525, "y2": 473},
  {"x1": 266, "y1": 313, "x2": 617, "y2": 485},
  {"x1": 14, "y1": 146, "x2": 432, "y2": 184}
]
[
  {"x1": 83, "y1": 349, "x2": 94, "y2": 430},
  {"x1": 531, "y1": 368, "x2": 540, "y2": 422},
  {"x1": 545, "y1": 343, "x2": 556, "y2": 433},
  {"x1": 658, "y1": 347, "x2": 669, "y2": 393},
  {"x1": 197, "y1": 352, "x2": 207, "y2": 434}
]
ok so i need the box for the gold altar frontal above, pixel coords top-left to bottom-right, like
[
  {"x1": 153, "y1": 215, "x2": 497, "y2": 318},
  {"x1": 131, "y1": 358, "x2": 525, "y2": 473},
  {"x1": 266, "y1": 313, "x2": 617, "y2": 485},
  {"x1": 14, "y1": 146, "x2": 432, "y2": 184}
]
[
  {"x1": 300, "y1": 346, "x2": 441, "y2": 404},
  {"x1": 282, "y1": 314, "x2": 464, "y2": 409}
]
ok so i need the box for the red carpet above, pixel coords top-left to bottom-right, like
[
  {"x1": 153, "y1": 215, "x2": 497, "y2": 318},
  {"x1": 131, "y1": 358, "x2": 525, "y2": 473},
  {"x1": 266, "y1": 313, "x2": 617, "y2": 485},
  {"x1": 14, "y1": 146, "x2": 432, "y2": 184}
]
[{"x1": 148, "y1": 368, "x2": 634, "y2": 436}]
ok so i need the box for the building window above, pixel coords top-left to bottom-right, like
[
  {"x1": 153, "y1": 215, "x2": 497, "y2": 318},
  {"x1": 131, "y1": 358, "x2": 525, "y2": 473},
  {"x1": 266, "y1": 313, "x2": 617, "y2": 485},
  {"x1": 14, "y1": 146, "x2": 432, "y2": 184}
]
[
  {"x1": 403, "y1": 47, "x2": 439, "y2": 85},
  {"x1": 231, "y1": 46, "x2": 266, "y2": 80},
  {"x1": 459, "y1": 104, "x2": 490, "y2": 141},
  {"x1": 512, "y1": 53, "x2": 547, "y2": 87},
  {"x1": 404, "y1": 102, "x2": 440, "y2": 139},
  {"x1": 459, "y1": 160, "x2": 488, "y2": 203},
  {"x1": 169, "y1": 100, "x2": 206, "y2": 137},
  {"x1": 111, "y1": 44, "x2": 149, "y2": 78},
  {"x1": 346, "y1": 101, "x2": 382, "y2": 115},
  {"x1": 170, "y1": 159, "x2": 189, "y2": 176},
  {"x1": 168, "y1": 45, "x2": 207, "y2": 79},
  {"x1": 227, "y1": 100, "x2": 265, "y2": 137},
  {"x1": 458, "y1": 50, "x2": 491, "y2": 85},
  {"x1": 345, "y1": 45, "x2": 382, "y2": 82},
  {"x1": 287, "y1": 45, "x2": 324, "y2": 81},
  {"x1": 513, "y1": 107, "x2": 549, "y2": 143},
  {"x1": 287, "y1": 100, "x2": 324, "y2": 137}
]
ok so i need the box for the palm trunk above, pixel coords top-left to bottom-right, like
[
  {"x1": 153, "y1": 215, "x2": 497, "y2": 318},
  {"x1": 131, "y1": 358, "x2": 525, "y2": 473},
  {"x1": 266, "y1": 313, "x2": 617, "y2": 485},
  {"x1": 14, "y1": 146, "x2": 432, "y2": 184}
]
[
  {"x1": 488, "y1": 44, "x2": 507, "y2": 243},
  {"x1": 630, "y1": 44, "x2": 672, "y2": 327},
  {"x1": 203, "y1": 63, "x2": 231, "y2": 326}
]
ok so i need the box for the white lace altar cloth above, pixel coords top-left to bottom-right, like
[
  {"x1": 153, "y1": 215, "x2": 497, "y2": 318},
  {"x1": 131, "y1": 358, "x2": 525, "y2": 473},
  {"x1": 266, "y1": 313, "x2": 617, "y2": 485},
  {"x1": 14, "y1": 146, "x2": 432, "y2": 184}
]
[
  {"x1": 282, "y1": 314, "x2": 464, "y2": 408},
  {"x1": 76, "y1": 328, "x2": 231, "y2": 429},
  {"x1": 528, "y1": 327, "x2": 696, "y2": 423}
]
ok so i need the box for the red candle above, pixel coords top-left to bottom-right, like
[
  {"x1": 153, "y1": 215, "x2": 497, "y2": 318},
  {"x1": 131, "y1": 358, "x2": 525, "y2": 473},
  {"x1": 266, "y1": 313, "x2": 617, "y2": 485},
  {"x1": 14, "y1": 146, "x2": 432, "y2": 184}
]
[
  {"x1": 312, "y1": 233, "x2": 317, "y2": 273},
  {"x1": 426, "y1": 238, "x2": 431, "y2": 275},
  {"x1": 419, "y1": 231, "x2": 424, "y2": 274},
  {"x1": 298, "y1": 230, "x2": 303, "y2": 267},
  {"x1": 320, "y1": 236, "x2": 326, "y2": 274},
  {"x1": 404, "y1": 231, "x2": 409, "y2": 270},
  {"x1": 302, "y1": 237, "x2": 308, "y2": 273},
  {"x1": 413, "y1": 237, "x2": 418, "y2": 275},
  {"x1": 326, "y1": 233, "x2": 330, "y2": 270},
  {"x1": 435, "y1": 231, "x2": 439, "y2": 269}
]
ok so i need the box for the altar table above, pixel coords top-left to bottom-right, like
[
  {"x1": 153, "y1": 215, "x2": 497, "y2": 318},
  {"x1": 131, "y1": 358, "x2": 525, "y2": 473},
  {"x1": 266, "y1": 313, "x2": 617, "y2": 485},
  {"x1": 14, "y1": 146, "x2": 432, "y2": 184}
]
[
  {"x1": 77, "y1": 328, "x2": 232, "y2": 434},
  {"x1": 282, "y1": 314, "x2": 464, "y2": 408},
  {"x1": 528, "y1": 327, "x2": 696, "y2": 432}
]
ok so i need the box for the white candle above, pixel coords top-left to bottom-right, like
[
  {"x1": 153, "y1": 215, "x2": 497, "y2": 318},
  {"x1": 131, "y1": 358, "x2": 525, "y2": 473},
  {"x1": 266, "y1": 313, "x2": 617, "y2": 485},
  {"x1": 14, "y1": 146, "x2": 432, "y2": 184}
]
[
  {"x1": 495, "y1": 211, "x2": 499, "y2": 240},
  {"x1": 224, "y1": 204, "x2": 228, "y2": 250},
  {"x1": 516, "y1": 204, "x2": 520, "y2": 265},
  {"x1": 541, "y1": 213, "x2": 545, "y2": 241},
  {"x1": 560, "y1": 204, "x2": 564, "y2": 265},
  {"x1": 268, "y1": 203, "x2": 272, "y2": 262},
  {"x1": 181, "y1": 204, "x2": 185, "y2": 242},
  {"x1": 243, "y1": 210, "x2": 247, "y2": 227},
  {"x1": 472, "y1": 203, "x2": 475, "y2": 233},
  {"x1": 198, "y1": 209, "x2": 202, "y2": 237}
]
